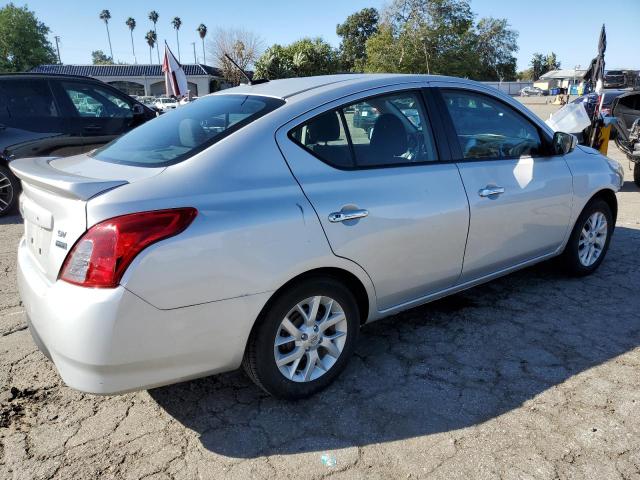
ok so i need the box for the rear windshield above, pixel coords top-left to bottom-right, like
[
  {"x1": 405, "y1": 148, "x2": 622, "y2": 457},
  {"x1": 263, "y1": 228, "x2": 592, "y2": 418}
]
[{"x1": 91, "y1": 94, "x2": 284, "y2": 167}]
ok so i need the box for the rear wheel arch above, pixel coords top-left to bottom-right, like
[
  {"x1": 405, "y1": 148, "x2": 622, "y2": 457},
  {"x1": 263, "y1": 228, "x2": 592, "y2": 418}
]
[{"x1": 252, "y1": 267, "x2": 371, "y2": 336}]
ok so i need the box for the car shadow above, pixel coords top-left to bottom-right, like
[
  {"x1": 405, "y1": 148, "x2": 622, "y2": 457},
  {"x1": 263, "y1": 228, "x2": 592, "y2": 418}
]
[
  {"x1": 0, "y1": 214, "x2": 22, "y2": 225},
  {"x1": 150, "y1": 226, "x2": 640, "y2": 458},
  {"x1": 619, "y1": 180, "x2": 639, "y2": 193}
]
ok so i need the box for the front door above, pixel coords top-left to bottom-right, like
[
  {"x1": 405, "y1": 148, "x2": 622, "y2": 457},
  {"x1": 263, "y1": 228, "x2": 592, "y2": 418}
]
[
  {"x1": 277, "y1": 88, "x2": 469, "y2": 311},
  {"x1": 54, "y1": 80, "x2": 136, "y2": 152},
  {"x1": 438, "y1": 87, "x2": 573, "y2": 282}
]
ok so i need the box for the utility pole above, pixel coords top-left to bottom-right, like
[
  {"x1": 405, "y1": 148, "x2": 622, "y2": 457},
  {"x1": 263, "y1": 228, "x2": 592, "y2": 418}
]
[
  {"x1": 191, "y1": 42, "x2": 197, "y2": 63},
  {"x1": 54, "y1": 35, "x2": 62, "y2": 64}
]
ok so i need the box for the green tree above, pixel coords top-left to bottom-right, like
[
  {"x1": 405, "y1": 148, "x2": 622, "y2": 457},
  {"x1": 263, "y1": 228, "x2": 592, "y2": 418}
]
[
  {"x1": 0, "y1": 3, "x2": 56, "y2": 72},
  {"x1": 145, "y1": 31, "x2": 157, "y2": 64},
  {"x1": 99, "y1": 9, "x2": 113, "y2": 60},
  {"x1": 171, "y1": 17, "x2": 182, "y2": 61},
  {"x1": 364, "y1": 0, "x2": 477, "y2": 77},
  {"x1": 529, "y1": 51, "x2": 560, "y2": 80},
  {"x1": 125, "y1": 17, "x2": 137, "y2": 64},
  {"x1": 546, "y1": 52, "x2": 560, "y2": 71},
  {"x1": 474, "y1": 17, "x2": 518, "y2": 81},
  {"x1": 91, "y1": 50, "x2": 114, "y2": 65},
  {"x1": 148, "y1": 10, "x2": 160, "y2": 63},
  {"x1": 254, "y1": 38, "x2": 340, "y2": 80},
  {"x1": 530, "y1": 52, "x2": 545, "y2": 80},
  {"x1": 336, "y1": 7, "x2": 379, "y2": 71}
]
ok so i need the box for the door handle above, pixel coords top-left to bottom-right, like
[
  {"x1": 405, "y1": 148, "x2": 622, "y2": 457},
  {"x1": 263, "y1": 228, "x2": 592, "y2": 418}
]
[
  {"x1": 478, "y1": 186, "x2": 505, "y2": 197},
  {"x1": 328, "y1": 209, "x2": 369, "y2": 223},
  {"x1": 83, "y1": 125, "x2": 102, "y2": 132}
]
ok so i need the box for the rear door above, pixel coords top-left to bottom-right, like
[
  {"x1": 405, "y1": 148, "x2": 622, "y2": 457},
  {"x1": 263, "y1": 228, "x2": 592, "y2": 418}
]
[
  {"x1": 0, "y1": 77, "x2": 84, "y2": 158},
  {"x1": 436, "y1": 85, "x2": 573, "y2": 282},
  {"x1": 277, "y1": 86, "x2": 469, "y2": 311},
  {"x1": 54, "y1": 80, "x2": 137, "y2": 152}
]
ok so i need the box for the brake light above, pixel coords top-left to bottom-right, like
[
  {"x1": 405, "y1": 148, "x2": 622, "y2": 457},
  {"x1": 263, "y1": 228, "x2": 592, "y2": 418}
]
[{"x1": 59, "y1": 208, "x2": 197, "y2": 288}]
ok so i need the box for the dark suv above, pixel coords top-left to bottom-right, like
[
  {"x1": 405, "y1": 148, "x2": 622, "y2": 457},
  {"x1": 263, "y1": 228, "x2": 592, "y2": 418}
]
[{"x1": 0, "y1": 74, "x2": 156, "y2": 216}]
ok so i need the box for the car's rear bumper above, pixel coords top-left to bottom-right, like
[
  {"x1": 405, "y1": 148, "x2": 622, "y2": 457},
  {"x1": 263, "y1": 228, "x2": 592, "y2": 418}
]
[{"x1": 17, "y1": 237, "x2": 270, "y2": 394}]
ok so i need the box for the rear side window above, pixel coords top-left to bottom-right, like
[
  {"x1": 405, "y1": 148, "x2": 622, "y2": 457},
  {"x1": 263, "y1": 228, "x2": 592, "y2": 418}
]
[
  {"x1": 290, "y1": 91, "x2": 438, "y2": 169},
  {"x1": 0, "y1": 79, "x2": 59, "y2": 118},
  {"x1": 92, "y1": 95, "x2": 284, "y2": 166},
  {"x1": 441, "y1": 89, "x2": 543, "y2": 160}
]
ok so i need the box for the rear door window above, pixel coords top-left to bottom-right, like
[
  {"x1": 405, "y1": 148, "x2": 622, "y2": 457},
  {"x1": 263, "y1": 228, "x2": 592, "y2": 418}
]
[
  {"x1": 0, "y1": 79, "x2": 59, "y2": 118},
  {"x1": 290, "y1": 90, "x2": 438, "y2": 169}
]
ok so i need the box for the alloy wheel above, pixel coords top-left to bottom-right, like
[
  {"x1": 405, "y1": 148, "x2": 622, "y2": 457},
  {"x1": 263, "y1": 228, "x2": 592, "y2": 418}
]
[
  {"x1": 578, "y1": 211, "x2": 608, "y2": 267},
  {"x1": 273, "y1": 296, "x2": 348, "y2": 382},
  {"x1": 0, "y1": 170, "x2": 14, "y2": 214}
]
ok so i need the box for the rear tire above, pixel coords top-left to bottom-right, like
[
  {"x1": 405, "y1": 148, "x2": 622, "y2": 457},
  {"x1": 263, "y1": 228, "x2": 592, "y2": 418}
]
[
  {"x1": 560, "y1": 199, "x2": 613, "y2": 276},
  {"x1": 242, "y1": 277, "x2": 359, "y2": 400},
  {"x1": 0, "y1": 164, "x2": 19, "y2": 217},
  {"x1": 634, "y1": 163, "x2": 640, "y2": 188}
]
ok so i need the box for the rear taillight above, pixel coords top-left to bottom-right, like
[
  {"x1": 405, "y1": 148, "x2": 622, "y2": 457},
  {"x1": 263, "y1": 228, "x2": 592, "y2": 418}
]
[{"x1": 59, "y1": 208, "x2": 197, "y2": 288}]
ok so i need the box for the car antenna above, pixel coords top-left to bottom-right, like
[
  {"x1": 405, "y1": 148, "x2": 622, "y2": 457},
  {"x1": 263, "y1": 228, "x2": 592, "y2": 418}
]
[{"x1": 223, "y1": 53, "x2": 268, "y2": 86}]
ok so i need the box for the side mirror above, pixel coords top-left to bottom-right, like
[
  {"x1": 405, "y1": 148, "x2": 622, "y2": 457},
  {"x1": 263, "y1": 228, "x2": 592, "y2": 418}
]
[
  {"x1": 132, "y1": 103, "x2": 145, "y2": 116},
  {"x1": 552, "y1": 131, "x2": 578, "y2": 155}
]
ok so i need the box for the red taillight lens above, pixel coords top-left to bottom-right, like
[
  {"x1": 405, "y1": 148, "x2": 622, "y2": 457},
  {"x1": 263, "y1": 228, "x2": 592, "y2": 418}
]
[{"x1": 59, "y1": 208, "x2": 197, "y2": 288}]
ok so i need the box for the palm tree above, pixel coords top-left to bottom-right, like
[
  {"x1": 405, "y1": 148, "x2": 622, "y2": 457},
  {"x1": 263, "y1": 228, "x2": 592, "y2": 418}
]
[
  {"x1": 171, "y1": 17, "x2": 182, "y2": 61},
  {"x1": 148, "y1": 10, "x2": 160, "y2": 63},
  {"x1": 99, "y1": 10, "x2": 113, "y2": 60},
  {"x1": 145, "y1": 31, "x2": 157, "y2": 64},
  {"x1": 197, "y1": 24, "x2": 207, "y2": 64},
  {"x1": 125, "y1": 17, "x2": 137, "y2": 64}
]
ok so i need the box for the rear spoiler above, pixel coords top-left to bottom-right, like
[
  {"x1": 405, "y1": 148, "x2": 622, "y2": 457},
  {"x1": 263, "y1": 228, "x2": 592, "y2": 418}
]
[{"x1": 9, "y1": 157, "x2": 128, "y2": 201}]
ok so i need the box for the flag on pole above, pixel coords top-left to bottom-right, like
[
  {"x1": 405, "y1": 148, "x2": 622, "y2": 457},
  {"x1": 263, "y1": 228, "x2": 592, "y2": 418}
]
[{"x1": 162, "y1": 42, "x2": 188, "y2": 97}]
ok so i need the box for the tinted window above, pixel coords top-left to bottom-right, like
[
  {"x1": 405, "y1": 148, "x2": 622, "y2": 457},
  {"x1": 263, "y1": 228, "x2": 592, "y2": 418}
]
[
  {"x1": 0, "y1": 79, "x2": 58, "y2": 118},
  {"x1": 61, "y1": 82, "x2": 132, "y2": 118},
  {"x1": 344, "y1": 92, "x2": 436, "y2": 166},
  {"x1": 92, "y1": 95, "x2": 284, "y2": 166},
  {"x1": 289, "y1": 110, "x2": 353, "y2": 168},
  {"x1": 442, "y1": 90, "x2": 543, "y2": 160},
  {"x1": 290, "y1": 91, "x2": 437, "y2": 169}
]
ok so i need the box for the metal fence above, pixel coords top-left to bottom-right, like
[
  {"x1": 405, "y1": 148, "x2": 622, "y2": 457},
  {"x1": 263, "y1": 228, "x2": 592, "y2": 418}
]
[{"x1": 481, "y1": 81, "x2": 533, "y2": 96}]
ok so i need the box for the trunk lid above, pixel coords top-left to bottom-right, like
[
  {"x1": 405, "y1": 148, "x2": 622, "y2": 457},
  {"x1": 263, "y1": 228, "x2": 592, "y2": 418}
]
[{"x1": 10, "y1": 154, "x2": 164, "y2": 282}]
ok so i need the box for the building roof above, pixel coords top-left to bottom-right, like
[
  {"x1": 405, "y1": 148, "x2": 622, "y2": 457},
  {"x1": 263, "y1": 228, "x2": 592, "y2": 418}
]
[
  {"x1": 539, "y1": 69, "x2": 587, "y2": 80},
  {"x1": 30, "y1": 64, "x2": 222, "y2": 77}
]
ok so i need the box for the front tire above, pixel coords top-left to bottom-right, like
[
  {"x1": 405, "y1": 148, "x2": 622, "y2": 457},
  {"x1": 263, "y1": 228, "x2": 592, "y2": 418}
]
[
  {"x1": 242, "y1": 277, "x2": 359, "y2": 399},
  {"x1": 561, "y1": 199, "x2": 613, "y2": 276},
  {"x1": 0, "y1": 164, "x2": 19, "y2": 217},
  {"x1": 634, "y1": 163, "x2": 640, "y2": 188}
]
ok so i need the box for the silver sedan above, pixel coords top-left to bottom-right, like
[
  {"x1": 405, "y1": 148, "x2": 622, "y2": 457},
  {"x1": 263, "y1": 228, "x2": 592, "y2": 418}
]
[{"x1": 11, "y1": 74, "x2": 623, "y2": 399}]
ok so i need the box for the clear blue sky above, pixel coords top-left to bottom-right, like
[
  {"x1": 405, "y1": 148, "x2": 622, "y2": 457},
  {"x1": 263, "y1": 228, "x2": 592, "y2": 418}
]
[{"x1": 13, "y1": 0, "x2": 640, "y2": 71}]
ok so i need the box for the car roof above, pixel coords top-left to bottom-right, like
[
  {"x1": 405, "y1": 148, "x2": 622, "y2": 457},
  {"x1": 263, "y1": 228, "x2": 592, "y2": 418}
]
[
  {"x1": 219, "y1": 73, "x2": 458, "y2": 101},
  {"x1": 0, "y1": 72, "x2": 100, "y2": 82}
]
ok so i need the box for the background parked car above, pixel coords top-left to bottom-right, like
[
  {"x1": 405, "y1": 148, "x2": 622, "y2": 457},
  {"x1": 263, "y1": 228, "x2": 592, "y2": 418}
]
[
  {"x1": 154, "y1": 97, "x2": 179, "y2": 112},
  {"x1": 0, "y1": 73, "x2": 156, "y2": 216},
  {"x1": 604, "y1": 70, "x2": 626, "y2": 89},
  {"x1": 611, "y1": 90, "x2": 640, "y2": 186},
  {"x1": 519, "y1": 86, "x2": 545, "y2": 97}
]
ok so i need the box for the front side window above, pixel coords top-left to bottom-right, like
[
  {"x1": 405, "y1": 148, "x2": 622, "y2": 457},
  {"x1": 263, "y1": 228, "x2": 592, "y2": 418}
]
[
  {"x1": 61, "y1": 82, "x2": 132, "y2": 118},
  {"x1": 290, "y1": 91, "x2": 437, "y2": 169},
  {"x1": 441, "y1": 89, "x2": 543, "y2": 160},
  {"x1": 92, "y1": 94, "x2": 284, "y2": 166}
]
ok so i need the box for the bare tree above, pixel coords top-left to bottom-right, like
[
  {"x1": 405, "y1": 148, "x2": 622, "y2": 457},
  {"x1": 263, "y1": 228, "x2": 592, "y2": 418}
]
[{"x1": 207, "y1": 28, "x2": 263, "y2": 85}]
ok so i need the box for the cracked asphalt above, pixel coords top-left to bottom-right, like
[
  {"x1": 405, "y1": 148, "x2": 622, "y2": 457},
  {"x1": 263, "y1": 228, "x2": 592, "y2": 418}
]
[{"x1": 1, "y1": 136, "x2": 639, "y2": 479}]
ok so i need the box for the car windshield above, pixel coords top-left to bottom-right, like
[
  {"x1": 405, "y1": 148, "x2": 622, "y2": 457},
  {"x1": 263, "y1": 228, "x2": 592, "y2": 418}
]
[{"x1": 92, "y1": 94, "x2": 284, "y2": 167}]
